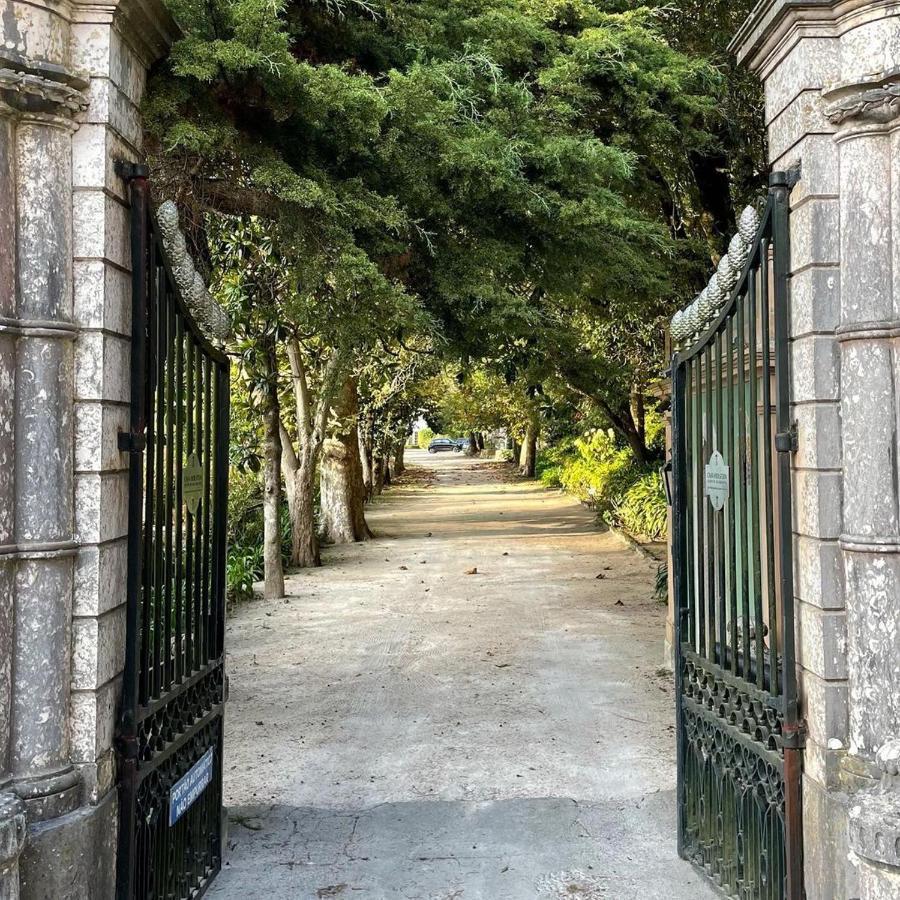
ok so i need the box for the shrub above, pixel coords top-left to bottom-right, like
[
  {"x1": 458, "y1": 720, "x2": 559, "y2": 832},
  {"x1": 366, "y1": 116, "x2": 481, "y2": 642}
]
[
  {"x1": 538, "y1": 429, "x2": 637, "y2": 509},
  {"x1": 228, "y1": 469, "x2": 263, "y2": 547},
  {"x1": 538, "y1": 420, "x2": 669, "y2": 541},
  {"x1": 416, "y1": 427, "x2": 434, "y2": 449},
  {"x1": 226, "y1": 467, "x2": 294, "y2": 602},
  {"x1": 606, "y1": 471, "x2": 668, "y2": 540},
  {"x1": 226, "y1": 543, "x2": 263, "y2": 603}
]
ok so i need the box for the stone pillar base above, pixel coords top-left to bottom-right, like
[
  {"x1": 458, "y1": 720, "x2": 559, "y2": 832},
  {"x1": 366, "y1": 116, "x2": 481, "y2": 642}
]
[
  {"x1": 0, "y1": 792, "x2": 26, "y2": 899},
  {"x1": 18, "y1": 789, "x2": 116, "y2": 900}
]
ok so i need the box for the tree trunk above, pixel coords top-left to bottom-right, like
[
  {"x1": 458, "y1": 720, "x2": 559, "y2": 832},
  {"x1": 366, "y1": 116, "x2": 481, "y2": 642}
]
[
  {"x1": 321, "y1": 378, "x2": 371, "y2": 544},
  {"x1": 622, "y1": 428, "x2": 649, "y2": 466},
  {"x1": 262, "y1": 346, "x2": 285, "y2": 599},
  {"x1": 468, "y1": 431, "x2": 478, "y2": 455},
  {"x1": 393, "y1": 441, "x2": 405, "y2": 478},
  {"x1": 475, "y1": 431, "x2": 485, "y2": 451},
  {"x1": 358, "y1": 424, "x2": 372, "y2": 497},
  {"x1": 520, "y1": 422, "x2": 537, "y2": 478},
  {"x1": 372, "y1": 454, "x2": 386, "y2": 496},
  {"x1": 290, "y1": 459, "x2": 320, "y2": 567}
]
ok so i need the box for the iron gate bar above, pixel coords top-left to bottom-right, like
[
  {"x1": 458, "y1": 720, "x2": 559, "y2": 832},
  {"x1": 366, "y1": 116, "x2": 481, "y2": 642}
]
[
  {"x1": 671, "y1": 171, "x2": 802, "y2": 900},
  {"x1": 117, "y1": 169, "x2": 229, "y2": 900}
]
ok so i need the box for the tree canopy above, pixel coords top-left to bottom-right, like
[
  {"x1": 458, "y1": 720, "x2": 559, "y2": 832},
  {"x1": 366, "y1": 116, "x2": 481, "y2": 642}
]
[{"x1": 144, "y1": 0, "x2": 765, "y2": 584}]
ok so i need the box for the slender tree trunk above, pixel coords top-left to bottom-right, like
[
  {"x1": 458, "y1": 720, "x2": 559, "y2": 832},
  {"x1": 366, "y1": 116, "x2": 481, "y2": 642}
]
[
  {"x1": 468, "y1": 431, "x2": 478, "y2": 455},
  {"x1": 262, "y1": 346, "x2": 285, "y2": 599},
  {"x1": 520, "y1": 422, "x2": 537, "y2": 478},
  {"x1": 321, "y1": 378, "x2": 371, "y2": 543},
  {"x1": 281, "y1": 342, "x2": 345, "y2": 566},
  {"x1": 631, "y1": 387, "x2": 646, "y2": 448},
  {"x1": 393, "y1": 440, "x2": 405, "y2": 477},
  {"x1": 475, "y1": 431, "x2": 485, "y2": 451},
  {"x1": 358, "y1": 424, "x2": 372, "y2": 497},
  {"x1": 372, "y1": 453, "x2": 386, "y2": 496}
]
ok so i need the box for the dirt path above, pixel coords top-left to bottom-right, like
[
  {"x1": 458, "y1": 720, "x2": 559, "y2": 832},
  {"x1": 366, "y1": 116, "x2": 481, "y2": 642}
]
[{"x1": 208, "y1": 452, "x2": 716, "y2": 900}]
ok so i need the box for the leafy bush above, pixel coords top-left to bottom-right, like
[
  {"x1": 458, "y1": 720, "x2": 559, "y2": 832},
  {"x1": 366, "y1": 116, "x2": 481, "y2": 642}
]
[
  {"x1": 539, "y1": 429, "x2": 638, "y2": 510},
  {"x1": 228, "y1": 469, "x2": 263, "y2": 547},
  {"x1": 606, "y1": 472, "x2": 668, "y2": 540},
  {"x1": 226, "y1": 543, "x2": 263, "y2": 603},
  {"x1": 655, "y1": 562, "x2": 668, "y2": 603},
  {"x1": 416, "y1": 428, "x2": 434, "y2": 450},
  {"x1": 226, "y1": 468, "x2": 293, "y2": 602},
  {"x1": 538, "y1": 416, "x2": 669, "y2": 541}
]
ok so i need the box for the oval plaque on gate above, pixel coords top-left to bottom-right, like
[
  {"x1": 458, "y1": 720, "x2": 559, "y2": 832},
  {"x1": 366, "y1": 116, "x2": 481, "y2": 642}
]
[
  {"x1": 183, "y1": 453, "x2": 203, "y2": 515},
  {"x1": 704, "y1": 450, "x2": 730, "y2": 512}
]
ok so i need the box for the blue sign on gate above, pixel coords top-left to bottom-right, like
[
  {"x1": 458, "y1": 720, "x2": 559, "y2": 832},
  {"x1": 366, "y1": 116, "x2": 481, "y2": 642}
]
[{"x1": 169, "y1": 747, "x2": 214, "y2": 827}]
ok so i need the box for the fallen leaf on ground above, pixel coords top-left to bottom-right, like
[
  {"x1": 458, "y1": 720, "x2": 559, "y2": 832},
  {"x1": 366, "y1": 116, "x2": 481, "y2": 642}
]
[
  {"x1": 595, "y1": 573, "x2": 606, "y2": 580},
  {"x1": 465, "y1": 567, "x2": 478, "y2": 575},
  {"x1": 614, "y1": 599, "x2": 624, "y2": 606}
]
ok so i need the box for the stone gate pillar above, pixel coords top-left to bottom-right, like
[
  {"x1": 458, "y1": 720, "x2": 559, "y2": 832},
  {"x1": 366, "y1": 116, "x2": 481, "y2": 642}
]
[
  {"x1": 0, "y1": 0, "x2": 176, "y2": 895},
  {"x1": 734, "y1": 2, "x2": 900, "y2": 897}
]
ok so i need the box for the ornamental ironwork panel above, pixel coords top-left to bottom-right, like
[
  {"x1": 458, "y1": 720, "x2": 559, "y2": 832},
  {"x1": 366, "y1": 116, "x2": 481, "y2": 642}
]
[
  {"x1": 670, "y1": 173, "x2": 803, "y2": 900},
  {"x1": 116, "y1": 168, "x2": 230, "y2": 900}
]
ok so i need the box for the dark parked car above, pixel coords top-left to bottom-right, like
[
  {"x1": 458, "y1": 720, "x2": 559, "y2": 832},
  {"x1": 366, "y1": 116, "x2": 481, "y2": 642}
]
[{"x1": 428, "y1": 437, "x2": 463, "y2": 453}]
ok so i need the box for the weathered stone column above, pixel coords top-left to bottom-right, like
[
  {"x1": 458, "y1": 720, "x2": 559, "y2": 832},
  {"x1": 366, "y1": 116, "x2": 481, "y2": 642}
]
[
  {"x1": 2, "y1": 0, "x2": 175, "y2": 894},
  {"x1": 826, "y1": 74, "x2": 900, "y2": 899},
  {"x1": 734, "y1": 2, "x2": 900, "y2": 897},
  {"x1": 0, "y1": 96, "x2": 26, "y2": 900},
  {"x1": 827, "y1": 99, "x2": 900, "y2": 766},
  {"x1": 10, "y1": 110, "x2": 81, "y2": 821},
  {"x1": 0, "y1": 100, "x2": 17, "y2": 795},
  {"x1": 0, "y1": 49, "x2": 89, "y2": 895}
]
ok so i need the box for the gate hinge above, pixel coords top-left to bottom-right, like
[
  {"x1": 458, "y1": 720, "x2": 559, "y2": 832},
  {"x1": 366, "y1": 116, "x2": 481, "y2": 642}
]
[
  {"x1": 781, "y1": 720, "x2": 807, "y2": 750},
  {"x1": 114, "y1": 160, "x2": 150, "y2": 181},
  {"x1": 118, "y1": 431, "x2": 147, "y2": 453},
  {"x1": 775, "y1": 422, "x2": 798, "y2": 454},
  {"x1": 115, "y1": 731, "x2": 140, "y2": 761}
]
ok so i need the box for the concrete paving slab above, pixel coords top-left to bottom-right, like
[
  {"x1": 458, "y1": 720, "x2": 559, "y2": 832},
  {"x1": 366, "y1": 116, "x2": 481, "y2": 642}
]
[{"x1": 207, "y1": 453, "x2": 718, "y2": 900}]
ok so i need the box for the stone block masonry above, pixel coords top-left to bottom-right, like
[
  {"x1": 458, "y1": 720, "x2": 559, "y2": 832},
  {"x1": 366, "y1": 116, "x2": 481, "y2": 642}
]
[
  {"x1": 0, "y1": 0, "x2": 176, "y2": 895},
  {"x1": 733, "y1": 2, "x2": 900, "y2": 897}
]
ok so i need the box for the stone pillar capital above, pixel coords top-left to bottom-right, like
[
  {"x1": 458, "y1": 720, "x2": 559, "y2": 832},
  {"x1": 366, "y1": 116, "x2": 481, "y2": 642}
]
[
  {"x1": 825, "y1": 73, "x2": 900, "y2": 133},
  {"x1": 0, "y1": 68, "x2": 88, "y2": 125}
]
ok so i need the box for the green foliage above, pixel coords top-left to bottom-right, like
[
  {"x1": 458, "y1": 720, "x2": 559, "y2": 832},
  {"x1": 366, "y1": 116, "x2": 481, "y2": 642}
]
[
  {"x1": 606, "y1": 472, "x2": 668, "y2": 540},
  {"x1": 225, "y1": 467, "x2": 292, "y2": 601},
  {"x1": 149, "y1": 0, "x2": 763, "y2": 542},
  {"x1": 539, "y1": 412, "x2": 668, "y2": 540},
  {"x1": 226, "y1": 543, "x2": 263, "y2": 603},
  {"x1": 655, "y1": 562, "x2": 668, "y2": 603},
  {"x1": 227, "y1": 469, "x2": 263, "y2": 547},
  {"x1": 416, "y1": 427, "x2": 434, "y2": 450},
  {"x1": 226, "y1": 469, "x2": 263, "y2": 601},
  {"x1": 538, "y1": 429, "x2": 638, "y2": 508}
]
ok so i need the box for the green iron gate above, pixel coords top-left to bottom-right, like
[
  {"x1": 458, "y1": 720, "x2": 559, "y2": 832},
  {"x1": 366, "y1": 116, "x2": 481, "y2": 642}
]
[
  {"x1": 116, "y1": 167, "x2": 230, "y2": 899},
  {"x1": 670, "y1": 172, "x2": 803, "y2": 899}
]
